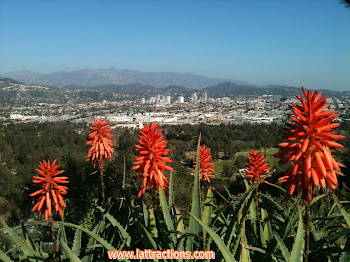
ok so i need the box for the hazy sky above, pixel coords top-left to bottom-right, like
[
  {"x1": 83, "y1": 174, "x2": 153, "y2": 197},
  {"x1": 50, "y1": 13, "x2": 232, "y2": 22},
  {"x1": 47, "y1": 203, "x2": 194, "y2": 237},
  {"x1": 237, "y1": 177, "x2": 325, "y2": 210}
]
[{"x1": 0, "y1": 0, "x2": 349, "y2": 90}]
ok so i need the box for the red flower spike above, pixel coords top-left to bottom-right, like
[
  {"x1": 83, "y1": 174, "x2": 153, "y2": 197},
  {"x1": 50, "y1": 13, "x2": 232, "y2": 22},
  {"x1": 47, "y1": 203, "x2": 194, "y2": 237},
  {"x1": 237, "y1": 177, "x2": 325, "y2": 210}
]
[
  {"x1": 86, "y1": 118, "x2": 114, "y2": 168},
  {"x1": 133, "y1": 122, "x2": 173, "y2": 197},
  {"x1": 193, "y1": 145, "x2": 215, "y2": 182},
  {"x1": 244, "y1": 150, "x2": 270, "y2": 186},
  {"x1": 30, "y1": 160, "x2": 68, "y2": 221},
  {"x1": 275, "y1": 87, "x2": 346, "y2": 204}
]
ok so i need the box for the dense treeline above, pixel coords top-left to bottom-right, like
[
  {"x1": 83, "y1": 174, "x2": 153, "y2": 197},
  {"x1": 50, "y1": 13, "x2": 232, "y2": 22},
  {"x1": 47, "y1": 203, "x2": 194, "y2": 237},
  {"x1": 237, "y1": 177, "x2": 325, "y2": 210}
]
[
  {"x1": 0, "y1": 120, "x2": 349, "y2": 226},
  {"x1": 164, "y1": 122, "x2": 283, "y2": 160}
]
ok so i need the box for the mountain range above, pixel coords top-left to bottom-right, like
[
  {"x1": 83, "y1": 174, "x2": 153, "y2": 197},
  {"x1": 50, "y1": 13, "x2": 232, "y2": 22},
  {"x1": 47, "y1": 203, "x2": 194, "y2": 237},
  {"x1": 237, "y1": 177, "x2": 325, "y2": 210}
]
[
  {"x1": 62, "y1": 81, "x2": 348, "y2": 98},
  {"x1": 1, "y1": 69, "x2": 348, "y2": 98},
  {"x1": 0, "y1": 68, "x2": 246, "y2": 89},
  {"x1": 2, "y1": 75, "x2": 348, "y2": 100}
]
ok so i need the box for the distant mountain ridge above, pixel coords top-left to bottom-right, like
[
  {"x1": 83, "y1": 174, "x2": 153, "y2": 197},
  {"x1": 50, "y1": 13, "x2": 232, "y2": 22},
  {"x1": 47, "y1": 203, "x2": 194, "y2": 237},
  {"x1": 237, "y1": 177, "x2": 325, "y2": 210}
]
[
  {"x1": 64, "y1": 83, "x2": 197, "y2": 97},
  {"x1": 203, "y1": 82, "x2": 349, "y2": 97},
  {"x1": 0, "y1": 68, "x2": 245, "y2": 88},
  {"x1": 1, "y1": 76, "x2": 347, "y2": 99},
  {"x1": 0, "y1": 77, "x2": 24, "y2": 87},
  {"x1": 64, "y1": 81, "x2": 348, "y2": 98}
]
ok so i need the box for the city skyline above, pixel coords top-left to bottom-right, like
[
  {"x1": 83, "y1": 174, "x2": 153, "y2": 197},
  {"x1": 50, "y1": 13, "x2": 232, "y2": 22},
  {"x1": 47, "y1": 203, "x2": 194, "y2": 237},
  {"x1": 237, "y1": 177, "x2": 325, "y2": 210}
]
[{"x1": 1, "y1": 0, "x2": 349, "y2": 91}]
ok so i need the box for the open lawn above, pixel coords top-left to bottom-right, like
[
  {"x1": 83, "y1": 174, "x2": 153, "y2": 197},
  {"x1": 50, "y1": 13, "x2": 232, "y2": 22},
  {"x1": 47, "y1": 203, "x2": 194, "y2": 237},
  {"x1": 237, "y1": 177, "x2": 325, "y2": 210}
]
[
  {"x1": 213, "y1": 148, "x2": 279, "y2": 173},
  {"x1": 213, "y1": 160, "x2": 235, "y2": 172},
  {"x1": 234, "y1": 147, "x2": 279, "y2": 166}
]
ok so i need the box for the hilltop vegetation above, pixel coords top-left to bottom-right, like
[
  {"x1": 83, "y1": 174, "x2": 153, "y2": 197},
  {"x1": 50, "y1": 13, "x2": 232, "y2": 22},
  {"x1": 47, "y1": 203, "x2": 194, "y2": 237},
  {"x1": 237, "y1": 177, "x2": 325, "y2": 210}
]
[{"x1": 1, "y1": 121, "x2": 349, "y2": 225}]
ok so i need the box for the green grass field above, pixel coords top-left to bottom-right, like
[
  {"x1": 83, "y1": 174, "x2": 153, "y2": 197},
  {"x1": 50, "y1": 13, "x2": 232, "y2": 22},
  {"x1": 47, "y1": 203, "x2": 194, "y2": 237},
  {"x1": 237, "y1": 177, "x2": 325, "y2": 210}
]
[
  {"x1": 213, "y1": 148, "x2": 279, "y2": 172},
  {"x1": 213, "y1": 160, "x2": 235, "y2": 172}
]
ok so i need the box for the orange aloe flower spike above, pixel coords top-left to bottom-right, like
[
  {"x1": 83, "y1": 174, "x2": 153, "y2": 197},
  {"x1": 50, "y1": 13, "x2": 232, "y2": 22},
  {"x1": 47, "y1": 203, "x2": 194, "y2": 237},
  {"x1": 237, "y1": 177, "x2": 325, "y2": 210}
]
[
  {"x1": 132, "y1": 122, "x2": 173, "y2": 197},
  {"x1": 275, "y1": 87, "x2": 346, "y2": 204},
  {"x1": 243, "y1": 150, "x2": 270, "y2": 187},
  {"x1": 86, "y1": 118, "x2": 114, "y2": 169},
  {"x1": 30, "y1": 159, "x2": 68, "y2": 221},
  {"x1": 192, "y1": 145, "x2": 215, "y2": 182}
]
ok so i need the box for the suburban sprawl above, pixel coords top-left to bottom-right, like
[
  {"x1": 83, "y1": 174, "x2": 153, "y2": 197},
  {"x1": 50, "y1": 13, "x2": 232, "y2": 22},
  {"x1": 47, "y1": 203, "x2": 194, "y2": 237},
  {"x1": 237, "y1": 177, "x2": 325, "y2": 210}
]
[{"x1": 1, "y1": 79, "x2": 349, "y2": 128}]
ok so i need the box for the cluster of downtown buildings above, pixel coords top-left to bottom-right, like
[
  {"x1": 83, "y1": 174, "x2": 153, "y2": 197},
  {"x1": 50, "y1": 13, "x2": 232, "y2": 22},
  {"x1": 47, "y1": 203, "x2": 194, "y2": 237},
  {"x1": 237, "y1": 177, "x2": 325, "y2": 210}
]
[
  {"x1": 140, "y1": 92, "x2": 208, "y2": 105},
  {"x1": 98, "y1": 93, "x2": 349, "y2": 129},
  {"x1": 1, "y1": 81, "x2": 349, "y2": 128}
]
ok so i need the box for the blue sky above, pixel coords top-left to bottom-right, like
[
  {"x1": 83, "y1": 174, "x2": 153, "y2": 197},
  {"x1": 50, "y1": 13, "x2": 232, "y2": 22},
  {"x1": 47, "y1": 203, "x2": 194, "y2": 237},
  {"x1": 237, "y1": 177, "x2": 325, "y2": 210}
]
[{"x1": 0, "y1": 0, "x2": 349, "y2": 90}]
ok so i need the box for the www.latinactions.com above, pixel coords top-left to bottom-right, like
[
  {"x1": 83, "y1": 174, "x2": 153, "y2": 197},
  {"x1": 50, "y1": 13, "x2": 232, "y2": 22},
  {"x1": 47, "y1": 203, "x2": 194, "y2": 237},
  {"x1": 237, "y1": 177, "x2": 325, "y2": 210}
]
[{"x1": 107, "y1": 249, "x2": 215, "y2": 260}]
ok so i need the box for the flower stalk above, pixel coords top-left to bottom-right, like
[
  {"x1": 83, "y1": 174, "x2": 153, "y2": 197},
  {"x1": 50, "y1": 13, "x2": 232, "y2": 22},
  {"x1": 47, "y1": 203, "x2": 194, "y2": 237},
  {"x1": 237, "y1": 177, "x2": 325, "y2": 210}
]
[
  {"x1": 50, "y1": 219, "x2": 59, "y2": 261},
  {"x1": 305, "y1": 203, "x2": 311, "y2": 262},
  {"x1": 243, "y1": 150, "x2": 270, "y2": 247},
  {"x1": 86, "y1": 118, "x2": 114, "y2": 202}
]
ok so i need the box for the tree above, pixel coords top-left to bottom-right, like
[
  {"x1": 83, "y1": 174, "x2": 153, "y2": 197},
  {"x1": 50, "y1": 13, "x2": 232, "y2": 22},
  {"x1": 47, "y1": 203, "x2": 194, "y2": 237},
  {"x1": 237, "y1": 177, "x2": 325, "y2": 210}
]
[
  {"x1": 222, "y1": 165, "x2": 234, "y2": 178},
  {"x1": 234, "y1": 155, "x2": 247, "y2": 169},
  {"x1": 341, "y1": 0, "x2": 350, "y2": 9}
]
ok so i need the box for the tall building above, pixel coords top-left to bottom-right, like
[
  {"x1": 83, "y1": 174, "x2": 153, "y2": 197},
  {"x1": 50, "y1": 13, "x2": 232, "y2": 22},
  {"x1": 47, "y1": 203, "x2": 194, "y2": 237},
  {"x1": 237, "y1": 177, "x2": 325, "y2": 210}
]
[
  {"x1": 156, "y1": 94, "x2": 161, "y2": 105},
  {"x1": 178, "y1": 96, "x2": 184, "y2": 103},
  {"x1": 203, "y1": 91, "x2": 208, "y2": 103},
  {"x1": 165, "y1": 95, "x2": 171, "y2": 104},
  {"x1": 191, "y1": 93, "x2": 198, "y2": 104},
  {"x1": 149, "y1": 97, "x2": 156, "y2": 104},
  {"x1": 141, "y1": 98, "x2": 146, "y2": 104}
]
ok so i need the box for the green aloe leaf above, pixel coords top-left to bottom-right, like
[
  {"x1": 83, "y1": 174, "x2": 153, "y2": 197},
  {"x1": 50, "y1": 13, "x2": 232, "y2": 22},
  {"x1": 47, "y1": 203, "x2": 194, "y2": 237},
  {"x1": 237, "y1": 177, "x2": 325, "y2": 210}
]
[
  {"x1": 97, "y1": 206, "x2": 131, "y2": 247},
  {"x1": 260, "y1": 193, "x2": 288, "y2": 220},
  {"x1": 186, "y1": 134, "x2": 202, "y2": 252},
  {"x1": 310, "y1": 194, "x2": 327, "y2": 206},
  {"x1": 339, "y1": 234, "x2": 350, "y2": 262},
  {"x1": 25, "y1": 221, "x2": 116, "y2": 253},
  {"x1": 142, "y1": 200, "x2": 149, "y2": 228},
  {"x1": 262, "y1": 208, "x2": 273, "y2": 242},
  {"x1": 266, "y1": 182, "x2": 286, "y2": 193},
  {"x1": 265, "y1": 196, "x2": 302, "y2": 260},
  {"x1": 332, "y1": 193, "x2": 350, "y2": 226},
  {"x1": 169, "y1": 171, "x2": 174, "y2": 208},
  {"x1": 72, "y1": 228, "x2": 82, "y2": 257},
  {"x1": 239, "y1": 220, "x2": 251, "y2": 262},
  {"x1": 0, "y1": 249, "x2": 13, "y2": 262},
  {"x1": 273, "y1": 231, "x2": 290, "y2": 261},
  {"x1": 148, "y1": 206, "x2": 158, "y2": 237},
  {"x1": 325, "y1": 229, "x2": 350, "y2": 245},
  {"x1": 21, "y1": 223, "x2": 38, "y2": 253},
  {"x1": 82, "y1": 218, "x2": 105, "y2": 262},
  {"x1": 140, "y1": 223, "x2": 158, "y2": 251},
  {"x1": 159, "y1": 186, "x2": 176, "y2": 248},
  {"x1": 189, "y1": 213, "x2": 237, "y2": 262},
  {"x1": 288, "y1": 202, "x2": 304, "y2": 262},
  {"x1": 60, "y1": 237, "x2": 82, "y2": 262},
  {"x1": 224, "y1": 173, "x2": 270, "y2": 248},
  {"x1": 202, "y1": 187, "x2": 214, "y2": 241},
  {"x1": 0, "y1": 218, "x2": 43, "y2": 261}
]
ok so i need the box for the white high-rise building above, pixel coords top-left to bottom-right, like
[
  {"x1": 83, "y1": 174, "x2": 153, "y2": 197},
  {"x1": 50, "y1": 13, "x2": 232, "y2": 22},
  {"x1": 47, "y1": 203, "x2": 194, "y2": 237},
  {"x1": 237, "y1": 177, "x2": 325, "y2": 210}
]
[
  {"x1": 149, "y1": 97, "x2": 156, "y2": 104},
  {"x1": 191, "y1": 93, "x2": 198, "y2": 104},
  {"x1": 141, "y1": 98, "x2": 146, "y2": 104},
  {"x1": 178, "y1": 96, "x2": 184, "y2": 103},
  {"x1": 165, "y1": 95, "x2": 171, "y2": 104},
  {"x1": 203, "y1": 91, "x2": 208, "y2": 103}
]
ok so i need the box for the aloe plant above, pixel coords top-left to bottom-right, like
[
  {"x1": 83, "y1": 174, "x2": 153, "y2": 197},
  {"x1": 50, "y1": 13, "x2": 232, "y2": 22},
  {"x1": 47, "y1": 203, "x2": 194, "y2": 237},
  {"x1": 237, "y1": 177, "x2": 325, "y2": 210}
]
[{"x1": 1, "y1": 133, "x2": 349, "y2": 262}]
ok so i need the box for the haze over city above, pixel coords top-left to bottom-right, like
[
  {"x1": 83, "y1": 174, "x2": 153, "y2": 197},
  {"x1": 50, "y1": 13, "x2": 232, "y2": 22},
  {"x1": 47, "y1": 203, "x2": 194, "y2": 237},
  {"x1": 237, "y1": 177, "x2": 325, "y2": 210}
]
[{"x1": 0, "y1": 0, "x2": 349, "y2": 91}]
